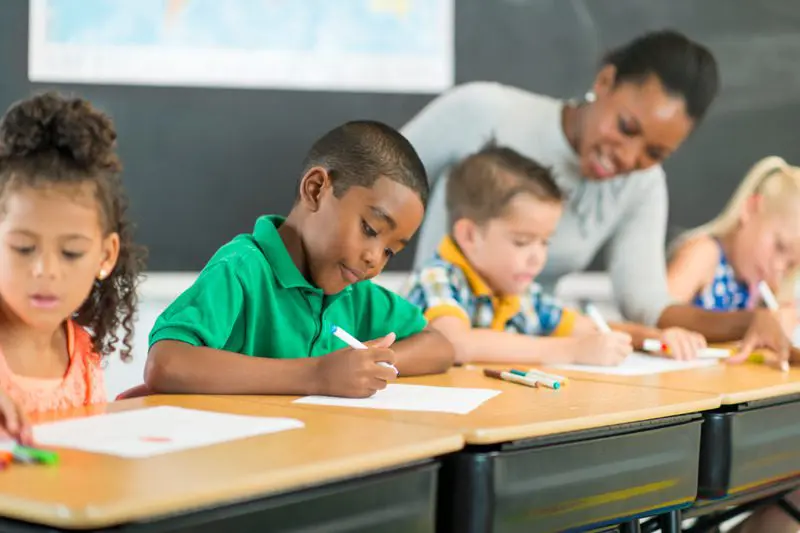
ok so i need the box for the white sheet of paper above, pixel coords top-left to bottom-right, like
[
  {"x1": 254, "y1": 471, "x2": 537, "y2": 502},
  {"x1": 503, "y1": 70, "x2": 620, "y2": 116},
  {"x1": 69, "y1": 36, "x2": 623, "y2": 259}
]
[
  {"x1": 550, "y1": 352, "x2": 719, "y2": 376},
  {"x1": 32, "y1": 406, "x2": 304, "y2": 458},
  {"x1": 294, "y1": 384, "x2": 500, "y2": 415}
]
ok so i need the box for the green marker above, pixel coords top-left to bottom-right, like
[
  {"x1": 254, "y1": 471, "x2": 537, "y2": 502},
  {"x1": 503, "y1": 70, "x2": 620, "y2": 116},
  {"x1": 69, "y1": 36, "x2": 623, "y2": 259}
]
[
  {"x1": 510, "y1": 369, "x2": 560, "y2": 390},
  {"x1": 0, "y1": 441, "x2": 59, "y2": 465},
  {"x1": 14, "y1": 445, "x2": 59, "y2": 465}
]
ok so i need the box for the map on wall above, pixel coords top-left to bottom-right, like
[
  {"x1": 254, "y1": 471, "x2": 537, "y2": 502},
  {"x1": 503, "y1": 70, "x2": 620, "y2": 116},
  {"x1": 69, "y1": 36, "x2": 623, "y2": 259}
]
[{"x1": 28, "y1": 0, "x2": 454, "y2": 93}]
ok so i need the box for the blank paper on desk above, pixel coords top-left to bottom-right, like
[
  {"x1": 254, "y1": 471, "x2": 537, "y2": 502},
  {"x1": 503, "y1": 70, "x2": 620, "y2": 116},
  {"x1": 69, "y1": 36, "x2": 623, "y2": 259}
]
[
  {"x1": 294, "y1": 384, "x2": 501, "y2": 414},
  {"x1": 550, "y1": 352, "x2": 718, "y2": 376},
  {"x1": 33, "y1": 406, "x2": 304, "y2": 458}
]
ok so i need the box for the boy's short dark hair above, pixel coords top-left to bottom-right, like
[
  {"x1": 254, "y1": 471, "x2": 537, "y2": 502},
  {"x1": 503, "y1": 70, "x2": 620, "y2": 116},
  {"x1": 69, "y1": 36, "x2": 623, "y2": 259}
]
[
  {"x1": 446, "y1": 142, "x2": 563, "y2": 227},
  {"x1": 301, "y1": 120, "x2": 429, "y2": 205}
]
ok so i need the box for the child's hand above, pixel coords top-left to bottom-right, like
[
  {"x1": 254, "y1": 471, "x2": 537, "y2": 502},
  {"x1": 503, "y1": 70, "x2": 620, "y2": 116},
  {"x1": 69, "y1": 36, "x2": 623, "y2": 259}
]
[
  {"x1": 313, "y1": 333, "x2": 398, "y2": 398},
  {"x1": 570, "y1": 313, "x2": 601, "y2": 336},
  {"x1": 573, "y1": 331, "x2": 633, "y2": 366},
  {"x1": 660, "y1": 328, "x2": 707, "y2": 360},
  {"x1": 0, "y1": 391, "x2": 32, "y2": 445},
  {"x1": 730, "y1": 309, "x2": 795, "y2": 371}
]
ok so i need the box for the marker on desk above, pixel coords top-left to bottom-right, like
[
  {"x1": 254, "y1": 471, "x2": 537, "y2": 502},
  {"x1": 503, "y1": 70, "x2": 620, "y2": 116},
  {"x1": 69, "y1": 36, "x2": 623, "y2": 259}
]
[
  {"x1": 483, "y1": 369, "x2": 539, "y2": 389},
  {"x1": 0, "y1": 450, "x2": 11, "y2": 470},
  {"x1": 330, "y1": 325, "x2": 399, "y2": 375},
  {"x1": 757, "y1": 281, "x2": 791, "y2": 373},
  {"x1": 523, "y1": 368, "x2": 569, "y2": 386},
  {"x1": 641, "y1": 339, "x2": 731, "y2": 360},
  {"x1": 510, "y1": 369, "x2": 560, "y2": 389},
  {"x1": 0, "y1": 440, "x2": 59, "y2": 466},
  {"x1": 584, "y1": 304, "x2": 612, "y2": 333},
  {"x1": 15, "y1": 445, "x2": 59, "y2": 465}
]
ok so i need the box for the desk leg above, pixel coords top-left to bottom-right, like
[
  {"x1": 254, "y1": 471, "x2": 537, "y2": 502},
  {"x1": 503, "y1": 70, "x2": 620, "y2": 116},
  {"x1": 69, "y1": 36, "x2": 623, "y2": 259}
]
[
  {"x1": 778, "y1": 497, "x2": 800, "y2": 523},
  {"x1": 657, "y1": 510, "x2": 681, "y2": 533},
  {"x1": 619, "y1": 520, "x2": 642, "y2": 533}
]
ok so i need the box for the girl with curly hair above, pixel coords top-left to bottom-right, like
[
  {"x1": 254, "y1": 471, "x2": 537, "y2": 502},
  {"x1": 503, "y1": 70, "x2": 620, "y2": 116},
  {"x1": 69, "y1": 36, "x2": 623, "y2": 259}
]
[{"x1": 0, "y1": 92, "x2": 145, "y2": 442}]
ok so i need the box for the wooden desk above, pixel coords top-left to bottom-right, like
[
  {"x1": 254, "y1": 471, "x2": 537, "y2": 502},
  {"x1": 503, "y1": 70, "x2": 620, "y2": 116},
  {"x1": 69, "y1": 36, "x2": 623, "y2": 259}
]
[
  {"x1": 0, "y1": 395, "x2": 463, "y2": 532},
  {"x1": 244, "y1": 368, "x2": 720, "y2": 533},
  {"x1": 243, "y1": 367, "x2": 720, "y2": 444},
  {"x1": 540, "y1": 361, "x2": 800, "y2": 405},
  {"x1": 536, "y1": 361, "x2": 800, "y2": 500}
]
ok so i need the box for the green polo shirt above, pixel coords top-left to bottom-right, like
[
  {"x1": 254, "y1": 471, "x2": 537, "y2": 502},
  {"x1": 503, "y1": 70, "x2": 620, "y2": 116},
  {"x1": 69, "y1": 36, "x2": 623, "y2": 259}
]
[{"x1": 149, "y1": 215, "x2": 427, "y2": 358}]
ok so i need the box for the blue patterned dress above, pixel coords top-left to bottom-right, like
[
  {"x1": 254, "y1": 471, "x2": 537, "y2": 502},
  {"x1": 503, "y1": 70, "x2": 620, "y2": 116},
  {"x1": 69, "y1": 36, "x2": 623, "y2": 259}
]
[{"x1": 692, "y1": 241, "x2": 751, "y2": 311}]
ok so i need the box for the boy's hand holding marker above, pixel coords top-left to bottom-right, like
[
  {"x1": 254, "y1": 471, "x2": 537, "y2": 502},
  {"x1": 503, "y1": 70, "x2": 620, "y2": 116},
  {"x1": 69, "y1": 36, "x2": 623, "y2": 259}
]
[
  {"x1": 572, "y1": 332, "x2": 633, "y2": 366},
  {"x1": 317, "y1": 326, "x2": 398, "y2": 398},
  {"x1": 582, "y1": 304, "x2": 634, "y2": 366}
]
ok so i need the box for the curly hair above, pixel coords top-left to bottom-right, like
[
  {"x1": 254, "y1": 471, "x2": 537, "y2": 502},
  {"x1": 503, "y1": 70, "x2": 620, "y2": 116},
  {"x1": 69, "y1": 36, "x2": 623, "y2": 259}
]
[{"x1": 0, "y1": 92, "x2": 146, "y2": 362}]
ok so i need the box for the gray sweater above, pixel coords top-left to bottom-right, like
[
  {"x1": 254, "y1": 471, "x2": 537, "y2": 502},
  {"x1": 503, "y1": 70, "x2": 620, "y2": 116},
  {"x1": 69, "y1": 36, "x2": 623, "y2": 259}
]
[{"x1": 402, "y1": 82, "x2": 671, "y2": 326}]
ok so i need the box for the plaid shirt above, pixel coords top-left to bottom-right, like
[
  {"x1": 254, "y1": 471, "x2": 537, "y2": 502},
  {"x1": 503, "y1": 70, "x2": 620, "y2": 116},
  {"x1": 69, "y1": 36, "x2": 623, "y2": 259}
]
[{"x1": 404, "y1": 237, "x2": 575, "y2": 336}]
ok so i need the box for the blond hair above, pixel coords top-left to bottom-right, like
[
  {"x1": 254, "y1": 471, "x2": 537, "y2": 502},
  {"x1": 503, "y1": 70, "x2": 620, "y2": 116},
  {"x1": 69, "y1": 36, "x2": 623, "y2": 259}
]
[{"x1": 672, "y1": 156, "x2": 800, "y2": 300}]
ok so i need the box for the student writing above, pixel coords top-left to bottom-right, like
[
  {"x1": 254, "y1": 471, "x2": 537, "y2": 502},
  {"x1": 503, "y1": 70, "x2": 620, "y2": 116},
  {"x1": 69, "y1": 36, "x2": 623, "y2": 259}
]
[
  {"x1": 668, "y1": 156, "x2": 800, "y2": 365},
  {"x1": 404, "y1": 144, "x2": 639, "y2": 365},
  {"x1": 0, "y1": 92, "x2": 144, "y2": 440},
  {"x1": 146, "y1": 121, "x2": 454, "y2": 399}
]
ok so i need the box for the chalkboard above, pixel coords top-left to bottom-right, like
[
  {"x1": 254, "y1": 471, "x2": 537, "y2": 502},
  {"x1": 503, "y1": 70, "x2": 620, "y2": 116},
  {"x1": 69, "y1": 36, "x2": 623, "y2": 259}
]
[{"x1": 1, "y1": 0, "x2": 799, "y2": 271}]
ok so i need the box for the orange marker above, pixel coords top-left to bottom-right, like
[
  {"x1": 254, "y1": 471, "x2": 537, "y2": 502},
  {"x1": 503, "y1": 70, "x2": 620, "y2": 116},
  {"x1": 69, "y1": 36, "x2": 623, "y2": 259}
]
[
  {"x1": 642, "y1": 339, "x2": 669, "y2": 353},
  {"x1": 0, "y1": 450, "x2": 12, "y2": 470},
  {"x1": 642, "y1": 339, "x2": 731, "y2": 359}
]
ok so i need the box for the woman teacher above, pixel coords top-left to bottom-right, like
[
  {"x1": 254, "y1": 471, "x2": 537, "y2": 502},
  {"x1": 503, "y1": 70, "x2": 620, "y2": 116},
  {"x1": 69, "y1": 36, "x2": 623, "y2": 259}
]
[{"x1": 403, "y1": 29, "x2": 796, "y2": 365}]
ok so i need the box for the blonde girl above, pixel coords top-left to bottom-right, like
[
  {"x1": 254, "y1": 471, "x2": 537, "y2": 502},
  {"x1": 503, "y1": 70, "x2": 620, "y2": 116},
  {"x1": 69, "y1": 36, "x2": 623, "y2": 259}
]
[{"x1": 668, "y1": 156, "x2": 800, "y2": 331}]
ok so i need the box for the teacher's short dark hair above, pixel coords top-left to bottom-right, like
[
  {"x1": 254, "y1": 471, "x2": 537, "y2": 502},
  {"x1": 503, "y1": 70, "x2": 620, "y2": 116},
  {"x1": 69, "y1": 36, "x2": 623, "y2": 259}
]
[
  {"x1": 446, "y1": 141, "x2": 563, "y2": 228},
  {"x1": 603, "y1": 29, "x2": 719, "y2": 122}
]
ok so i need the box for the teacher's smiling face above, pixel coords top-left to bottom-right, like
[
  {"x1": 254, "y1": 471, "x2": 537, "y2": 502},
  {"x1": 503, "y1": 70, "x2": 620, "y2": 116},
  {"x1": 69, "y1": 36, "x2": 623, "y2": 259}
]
[{"x1": 578, "y1": 65, "x2": 694, "y2": 180}]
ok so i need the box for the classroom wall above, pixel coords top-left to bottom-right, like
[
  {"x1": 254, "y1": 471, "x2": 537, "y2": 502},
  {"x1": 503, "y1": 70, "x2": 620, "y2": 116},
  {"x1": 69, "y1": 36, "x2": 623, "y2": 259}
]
[{"x1": 2, "y1": 0, "x2": 800, "y2": 272}]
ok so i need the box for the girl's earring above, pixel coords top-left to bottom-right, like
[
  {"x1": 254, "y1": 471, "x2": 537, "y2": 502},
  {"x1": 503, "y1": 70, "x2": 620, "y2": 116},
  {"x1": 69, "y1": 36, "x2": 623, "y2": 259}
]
[
  {"x1": 584, "y1": 90, "x2": 596, "y2": 104},
  {"x1": 98, "y1": 269, "x2": 108, "y2": 281}
]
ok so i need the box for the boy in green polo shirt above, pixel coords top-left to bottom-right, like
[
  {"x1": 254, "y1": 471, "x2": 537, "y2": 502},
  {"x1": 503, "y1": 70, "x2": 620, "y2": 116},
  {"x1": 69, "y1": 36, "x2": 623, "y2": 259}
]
[{"x1": 146, "y1": 121, "x2": 454, "y2": 398}]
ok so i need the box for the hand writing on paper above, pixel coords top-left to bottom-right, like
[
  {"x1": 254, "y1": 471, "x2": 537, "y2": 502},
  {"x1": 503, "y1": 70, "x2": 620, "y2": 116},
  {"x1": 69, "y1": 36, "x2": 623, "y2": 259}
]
[
  {"x1": 574, "y1": 331, "x2": 633, "y2": 366},
  {"x1": 660, "y1": 328, "x2": 707, "y2": 361},
  {"x1": 0, "y1": 391, "x2": 32, "y2": 445},
  {"x1": 313, "y1": 333, "x2": 398, "y2": 398},
  {"x1": 729, "y1": 309, "x2": 797, "y2": 371}
]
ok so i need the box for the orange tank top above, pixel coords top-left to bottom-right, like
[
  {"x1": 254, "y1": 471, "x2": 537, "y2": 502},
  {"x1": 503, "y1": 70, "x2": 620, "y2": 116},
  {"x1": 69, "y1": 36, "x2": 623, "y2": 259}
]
[{"x1": 0, "y1": 321, "x2": 106, "y2": 414}]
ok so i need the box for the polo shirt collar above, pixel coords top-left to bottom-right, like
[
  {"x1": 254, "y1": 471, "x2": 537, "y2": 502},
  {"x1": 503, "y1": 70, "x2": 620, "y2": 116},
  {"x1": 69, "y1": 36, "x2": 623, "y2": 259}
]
[
  {"x1": 253, "y1": 215, "x2": 353, "y2": 296},
  {"x1": 253, "y1": 215, "x2": 315, "y2": 290},
  {"x1": 438, "y1": 235, "x2": 493, "y2": 297},
  {"x1": 437, "y1": 235, "x2": 521, "y2": 329}
]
